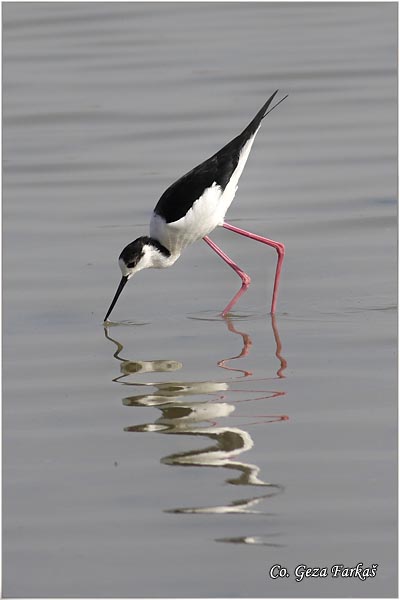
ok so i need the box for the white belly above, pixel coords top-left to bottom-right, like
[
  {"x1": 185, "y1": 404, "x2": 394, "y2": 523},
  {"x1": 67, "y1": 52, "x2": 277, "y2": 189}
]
[
  {"x1": 150, "y1": 183, "x2": 224, "y2": 254},
  {"x1": 150, "y1": 128, "x2": 259, "y2": 255}
]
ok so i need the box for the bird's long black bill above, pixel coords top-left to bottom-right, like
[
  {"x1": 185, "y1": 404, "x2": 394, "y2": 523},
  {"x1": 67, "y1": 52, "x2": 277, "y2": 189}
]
[{"x1": 104, "y1": 276, "x2": 128, "y2": 322}]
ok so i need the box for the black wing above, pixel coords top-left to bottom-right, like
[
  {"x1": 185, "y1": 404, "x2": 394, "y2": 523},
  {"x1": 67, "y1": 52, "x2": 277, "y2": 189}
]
[{"x1": 153, "y1": 90, "x2": 280, "y2": 223}]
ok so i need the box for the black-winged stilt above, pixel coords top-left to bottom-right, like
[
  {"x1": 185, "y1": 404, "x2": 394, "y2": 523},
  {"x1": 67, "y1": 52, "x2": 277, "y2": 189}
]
[{"x1": 105, "y1": 90, "x2": 287, "y2": 322}]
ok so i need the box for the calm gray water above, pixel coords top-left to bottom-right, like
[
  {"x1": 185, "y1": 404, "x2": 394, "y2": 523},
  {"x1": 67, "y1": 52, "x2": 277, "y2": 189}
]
[{"x1": 3, "y1": 2, "x2": 397, "y2": 597}]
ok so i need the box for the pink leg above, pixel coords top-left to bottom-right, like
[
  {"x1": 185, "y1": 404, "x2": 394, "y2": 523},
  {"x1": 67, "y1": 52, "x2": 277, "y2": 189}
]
[
  {"x1": 222, "y1": 222, "x2": 285, "y2": 314},
  {"x1": 203, "y1": 235, "x2": 251, "y2": 316}
]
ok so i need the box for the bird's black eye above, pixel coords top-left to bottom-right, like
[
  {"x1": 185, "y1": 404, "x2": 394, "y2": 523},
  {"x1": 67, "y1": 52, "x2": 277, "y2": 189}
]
[{"x1": 127, "y1": 261, "x2": 136, "y2": 268}]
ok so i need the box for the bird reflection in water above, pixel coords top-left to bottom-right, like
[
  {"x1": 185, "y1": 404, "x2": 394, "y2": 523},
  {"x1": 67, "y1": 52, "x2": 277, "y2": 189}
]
[{"x1": 104, "y1": 315, "x2": 287, "y2": 541}]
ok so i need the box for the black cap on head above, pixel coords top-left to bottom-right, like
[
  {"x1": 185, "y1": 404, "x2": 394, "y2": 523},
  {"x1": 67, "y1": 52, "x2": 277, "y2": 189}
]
[{"x1": 119, "y1": 238, "x2": 149, "y2": 268}]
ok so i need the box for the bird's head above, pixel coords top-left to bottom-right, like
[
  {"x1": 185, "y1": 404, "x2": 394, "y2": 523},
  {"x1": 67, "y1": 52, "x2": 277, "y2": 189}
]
[{"x1": 104, "y1": 236, "x2": 171, "y2": 322}]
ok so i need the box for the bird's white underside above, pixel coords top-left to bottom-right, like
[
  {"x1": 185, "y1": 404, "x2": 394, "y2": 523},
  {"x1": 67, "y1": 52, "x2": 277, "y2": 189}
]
[{"x1": 150, "y1": 127, "x2": 260, "y2": 257}]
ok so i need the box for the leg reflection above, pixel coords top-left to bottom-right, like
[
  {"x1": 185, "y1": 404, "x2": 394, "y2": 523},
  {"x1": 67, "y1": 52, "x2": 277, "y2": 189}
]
[{"x1": 104, "y1": 316, "x2": 288, "y2": 527}]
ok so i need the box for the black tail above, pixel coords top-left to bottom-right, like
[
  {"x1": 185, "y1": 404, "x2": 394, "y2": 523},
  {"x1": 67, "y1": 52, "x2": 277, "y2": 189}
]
[
  {"x1": 242, "y1": 90, "x2": 288, "y2": 138},
  {"x1": 253, "y1": 90, "x2": 280, "y2": 125},
  {"x1": 262, "y1": 93, "x2": 289, "y2": 119}
]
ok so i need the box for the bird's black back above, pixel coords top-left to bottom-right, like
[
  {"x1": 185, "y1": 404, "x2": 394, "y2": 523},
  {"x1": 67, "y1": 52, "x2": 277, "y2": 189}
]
[{"x1": 153, "y1": 91, "x2": 279, "y2": 224}]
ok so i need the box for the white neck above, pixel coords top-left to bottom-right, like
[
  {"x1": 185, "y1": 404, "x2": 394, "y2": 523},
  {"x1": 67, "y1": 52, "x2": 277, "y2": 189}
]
[{"x1": 144, "y1": 242, "x2": 179, "y2": 269}]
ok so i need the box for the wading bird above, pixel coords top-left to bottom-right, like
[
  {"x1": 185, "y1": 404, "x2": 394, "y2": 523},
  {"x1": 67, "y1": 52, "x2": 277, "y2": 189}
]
[{"x1": 105, "y1": 90, "x2": 287, "y2": 322}]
